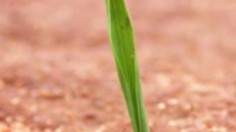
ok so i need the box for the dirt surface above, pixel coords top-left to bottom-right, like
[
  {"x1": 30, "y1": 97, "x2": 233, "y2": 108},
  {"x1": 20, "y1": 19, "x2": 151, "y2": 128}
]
[{"x1": 0, "y1": 0, "x2": 236, "y2": 132}]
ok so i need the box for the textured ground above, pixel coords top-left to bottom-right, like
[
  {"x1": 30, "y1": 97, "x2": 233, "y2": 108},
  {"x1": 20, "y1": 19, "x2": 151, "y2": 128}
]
[{"x1": 0, "y1": 0, "x2": 236, "y2": 132}]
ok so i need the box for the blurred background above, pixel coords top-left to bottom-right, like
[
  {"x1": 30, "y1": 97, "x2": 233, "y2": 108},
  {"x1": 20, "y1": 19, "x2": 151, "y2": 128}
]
[{"x1": 0, "y1": 0, "x2": 236, "y2": 131}]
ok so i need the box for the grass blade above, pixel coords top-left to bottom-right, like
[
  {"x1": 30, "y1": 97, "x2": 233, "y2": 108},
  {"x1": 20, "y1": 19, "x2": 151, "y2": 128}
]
[{"x1": 106, "y1": 0, "x2": 150, "y2": 131}]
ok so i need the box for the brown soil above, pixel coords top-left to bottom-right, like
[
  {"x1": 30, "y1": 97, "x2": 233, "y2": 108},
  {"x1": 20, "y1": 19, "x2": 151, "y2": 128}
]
[{"x1": 0, "y1": 0, "x2": 236, "y2": 132}]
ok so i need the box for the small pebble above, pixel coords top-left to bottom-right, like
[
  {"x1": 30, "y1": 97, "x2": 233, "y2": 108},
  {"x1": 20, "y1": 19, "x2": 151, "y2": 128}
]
[
  {"x1": 0, "y1": 80, "x2": 5, "y2": 90},
  {"x1": 211, "y1": 126, "x2": 227, "y2": 132},
  {"x1": 157, "y1": 102, "x2": 166, "y2": 110},
  {"x1": 11, "y1": 97, "x2": 21, "y2": 105},
  {"x1": 5, "y1": 116, "x2": 13, "y2": 123},
  {"x1": 0, "y1": 123, "x2": 8, "y2": 131},
  {"x1": 11, "y1": 122, "x2": 31, "y2": 132},
  {"x1": 168, "y1": 120, "x2": 178, "y2": 127},
  {"x1": 167, "y1": 99, "x2": 179, "y2": 105},
  {"x1": 28, "y1": 105, "x2": 38, "y2": 113}
]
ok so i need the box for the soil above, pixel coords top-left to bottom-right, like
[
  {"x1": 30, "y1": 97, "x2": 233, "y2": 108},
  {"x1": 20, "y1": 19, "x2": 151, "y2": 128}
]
[{"x1": 0, "y1": 0, "x2": 236, "y2": 132}]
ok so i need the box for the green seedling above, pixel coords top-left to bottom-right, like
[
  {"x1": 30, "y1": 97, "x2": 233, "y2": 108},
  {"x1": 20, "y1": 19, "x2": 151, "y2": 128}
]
[{"x1": 106, "y1": 0, "x2": 150, "y2": 131}]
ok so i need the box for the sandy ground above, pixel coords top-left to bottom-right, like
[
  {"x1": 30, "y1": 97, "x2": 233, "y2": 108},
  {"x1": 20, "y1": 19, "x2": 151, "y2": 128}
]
[{"x1": 0, "y1": 0, "x2": 236, "y2": 131}]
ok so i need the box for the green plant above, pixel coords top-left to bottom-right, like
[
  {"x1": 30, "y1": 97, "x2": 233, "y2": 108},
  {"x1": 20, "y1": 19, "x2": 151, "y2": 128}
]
[{"x1": 106, "y1": 0, "x2": 150, "y2": 131}]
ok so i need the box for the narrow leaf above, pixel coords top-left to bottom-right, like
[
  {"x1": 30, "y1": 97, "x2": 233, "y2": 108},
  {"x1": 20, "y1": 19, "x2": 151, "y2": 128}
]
[{"x1": 106, "y1": 0, "x2": 150, "y2": 131}]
